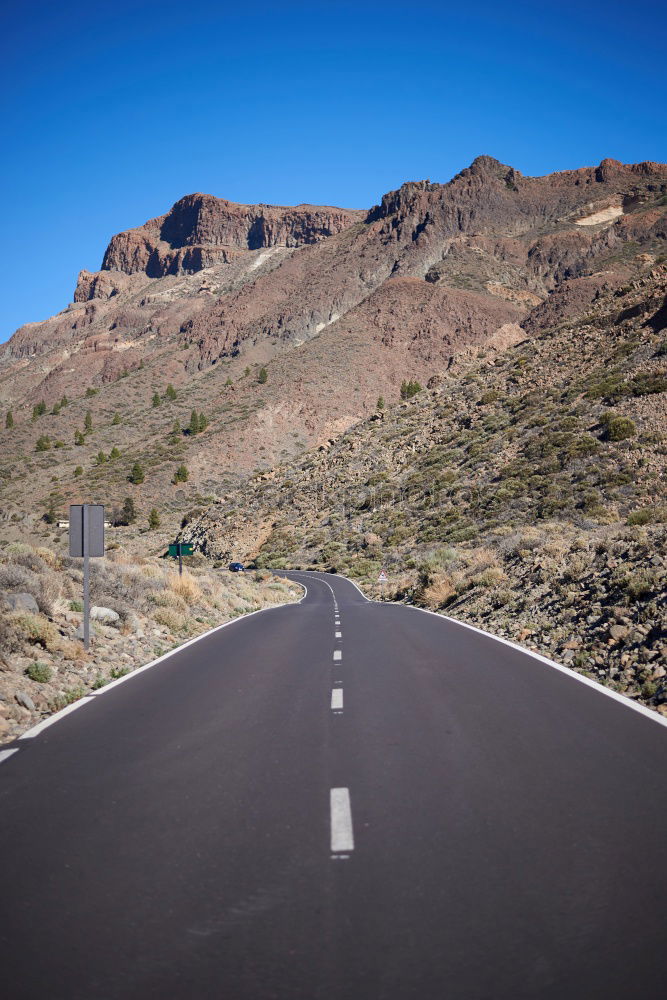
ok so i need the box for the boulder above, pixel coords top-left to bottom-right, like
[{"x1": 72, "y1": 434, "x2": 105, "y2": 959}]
[
  {"x1": 5, "y1": 592, "x2": 39, "y2": 613},
  {"x1": 15, "y1": 691, "x2": 35, "y2": 711},
  {"x1": 90, "y1": 606, "x2": 120, "y2": 623}
]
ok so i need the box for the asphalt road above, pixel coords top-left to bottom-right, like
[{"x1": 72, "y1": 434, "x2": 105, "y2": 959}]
[{"x1": 1, "y1": 570, "x2": 666, "y2": 999}]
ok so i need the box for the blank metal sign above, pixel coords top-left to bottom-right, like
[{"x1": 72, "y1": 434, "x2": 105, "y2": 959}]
[{"x1": 69, "y1": 505, "x2": 105, "y2": 557}]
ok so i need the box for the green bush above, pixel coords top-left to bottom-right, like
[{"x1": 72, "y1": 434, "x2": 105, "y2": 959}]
[
  {"x1": 400, "y1": 379, "x2": 422, "y2": 400},
  {"x1": 35, "y1": 435, "x2": 51, "y2": 452},
  {"x1": 600, "y1": 412, "x2": 636, "y2": 441},
  {"x1": 627, "y1": 506, "x2": 666, "y2": 525},
  {"x1": 25, "y1": 661, "x2": 52, "y2": 683}
]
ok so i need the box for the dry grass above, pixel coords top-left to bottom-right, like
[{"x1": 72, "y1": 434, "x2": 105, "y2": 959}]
[{"x1": 167, "y1": 569, "x2": 202, "y2": 601}]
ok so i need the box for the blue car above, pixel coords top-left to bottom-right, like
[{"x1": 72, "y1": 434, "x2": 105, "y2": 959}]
[{"x1": 229, "y1": 562, "x2": 245, "y2": 572}]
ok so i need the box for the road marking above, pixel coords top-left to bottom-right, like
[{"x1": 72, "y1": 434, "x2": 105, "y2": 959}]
[
  {"x1": 330, "y1": 788, "x2": 354, "y2": 853},
  {"x1": 335, "y1": 631, "x2": 342, "y2": 638},
  {"x1": 331, "y1": 688, "x2": 343, "y2": 710},
  {"x1": 0, "y1": 749, "x2": 19, "y2": 765},
  {"x1": 333, "y1": 650, "x2": 342, "y2": 661}
]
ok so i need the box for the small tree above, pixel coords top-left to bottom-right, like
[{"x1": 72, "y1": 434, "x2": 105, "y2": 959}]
[
  {"x1": 258, "y1": 367, "x2": 268, "y2": 384},
  {"x1": 51, "y1": 401, "x2": 61, "y2": 415},
  {"x1": 198, "y1": 412, "x2": 208, "y2": 433},
  {"x1": 225, "y1": 376, "x2": 233, "y2": 386},
  {"x1": 121, "y1": 496, "x2": 136, "y2": 524},
  {"x1": 32, "y1": 401, "x2": 47, "y2": 420},
  {"x1": 60, "y1": 395, "x2": 69, "y2": 408},
  {"x1": 5, "y1": 410, "x2": 13, "y2": 429},
  {"x1": 112, "y1": 412, "x2": 121, "y2": 425},
  {"x1": 400, "y1": 380, "x2": 422, "y2": 400},
  {"x1": 244, "y1": 366, "x2": 251, "y2": 377},
  {"x1": 173, "y1": 464, "x2": 189, "y2": 483},
  {"x1": 84, "y1": 410, "x2": 93, "y2": 432},
  {"x1": 169, "y1": 420, "x2": 181, "y2": 443},
  {"x1": 377, "y1": 396, "x2": 385, "y2": 411},
  {"x1": 109, "y1": 446, "x2": 121, "y2": 460},
  {"x1": 95, "y1": 451, "x2": 108, "y2": 465},
  {"x1": 43, "y1": 501, "x2": 58, "y2": 524},
  {"x1": 165, "y1": 384, "x2": 177, "y2": 401},
  {"x1": 36, "y1": 435, "x2": 52, "y2": 452},
  {"x1": 152, "y1": 392, "x2": 162, "y2": 408},
  {"x1": 148, "y1": 508, "x2": 161, "y2": 530},
  {"x1": 188, "y1": 409, "x2": 199, "y2": 436},
  {"x1": 129, "y1": 461, "x2": 145, "y2": 484},
  {"x1": 74, "y1": 466, "x2": 83, "y2": 477},
  {"x1": 74, "y1": 430, "x2": 85, "y2": 446},
  {"x1": 85, "y1": 387, "x2": 98, "y2": 398}
]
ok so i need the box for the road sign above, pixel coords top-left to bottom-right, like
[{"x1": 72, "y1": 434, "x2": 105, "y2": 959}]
[
  {"x1": 378, "y1": 570, "x2": 388, "y2": 583},
  {"x1": 169, "y1": 541, "x2": 194, "y2": 575},
  {"x1": 168, "y1": 543, "x2": 193, "y2": 557},
  {"x1": 69, "y1": 504, "x2": 105, "y2": 557},
  {"x1": 69, "y1": 504, "x2": 105, "y2": 651}
]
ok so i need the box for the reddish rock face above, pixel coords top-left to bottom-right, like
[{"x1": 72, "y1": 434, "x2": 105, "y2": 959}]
[{"x1": 97, "y1": 193, "x2": 365, "y2": 284}]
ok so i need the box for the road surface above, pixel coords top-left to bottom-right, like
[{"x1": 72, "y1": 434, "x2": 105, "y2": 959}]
[{"x1": 1, "y1": 570, "x2": 666, "y2": 999}]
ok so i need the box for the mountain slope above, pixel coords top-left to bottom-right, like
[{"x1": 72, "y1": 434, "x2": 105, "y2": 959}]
[{"x1": 1, "y1": 157, "x2": 666, "y2": 550}]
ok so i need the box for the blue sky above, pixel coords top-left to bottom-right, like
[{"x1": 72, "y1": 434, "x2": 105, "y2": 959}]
[{"x1": 1, "y1": 0, "x2": 665, "y2": 343}]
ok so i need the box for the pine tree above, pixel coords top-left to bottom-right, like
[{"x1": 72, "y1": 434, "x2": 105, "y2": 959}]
[
  {"x1": 85, "y1": 387, "x2": 98, "y2": 398},
  {"x1": 225, "y1": 376, "x2": 233, "y2": 386},
  {"x1": 84, "y1": 410, "x2": 93, "y2": 432},
  {"x1": 129, "y1": 461, "x2": 145, "y2": 484},
  {"x1": 74, "y1": 465, "x2": 83, "y2": 477},
  {"x1": 43, "y1": 502, "x2": 57, "y2": 524},
  {"x1": 173, "y1": 464, "x2": 189, "y2": 483},
  {"x1": 96, "y1": 451, "x2": 108, "y2": 465},
  {"x1": 35, "y1": 435, "x2": 51, "y2": 451},
  {"x1": 377, "y1": 396, "x2": 385, "y2": 411},
  {"x1": 112, "y1": 412, "x2": 121, "y2": 425},
  {"x1": 152, "y1": 392, "x2": 162, "y2": 408},
  {"x1": 5, "y1": 410, "x2": 13, "y2": 429},
  {"x1": 74, "y1": 430, "x2": 85, "y2": 446},
  {"x1": 189, "y1": 410, "x2": 199, "y2": 436},
  {"x1": 109, "y1": 446, "x2": 121, "y2": 460},
  {"x1": 165, "y1": 384, "x2": 177, "y2": 401},
  {"x1": 258, "y1": 367, "x2": 268, "y2": 384},
  {"x1": 198, "y1": 412, "x2": 208, "y2": 433},
  {"x1": 60, "y1": 395, "x2": 69, "y2": 407},
  {"x1": 51, "y1": 401, "x2": 61, "y2": 415},
  {"x1": 148, "y1": 508, "x2": 161, "y2": 530},
  {"x1": 32, "y1": 401, "x2": 46, "y2": 420},
  {"x1": 121, "y1": 497, "x2": 136, "y2": 524}
]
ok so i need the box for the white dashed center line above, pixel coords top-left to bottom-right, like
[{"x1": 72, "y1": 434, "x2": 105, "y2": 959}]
[
  {"x1": 330, "y1": 788, "x2": 354, "y2": 853},
  {"x1": 333, "y1": 650, "x2": 342, "y2": 661},
  {"x1": 331, "y1": 688, "x2": 343, "y2": 710},
  {"x1": 335, "y1": 631, "x2": 342, "y2": 638}
]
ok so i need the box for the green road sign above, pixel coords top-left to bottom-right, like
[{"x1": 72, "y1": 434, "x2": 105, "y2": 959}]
[{"x1": 168, "y1": 543, "x2": 194, "y2": 557}]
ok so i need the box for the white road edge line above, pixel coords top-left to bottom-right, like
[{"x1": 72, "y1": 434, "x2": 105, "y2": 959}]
[
  {"x1": 18, "y1": 582, "x2": 308, "y2": 742},
  {"x1": 333, "y1": 650, "x2": 342, "y2": 661},
  {"x1": 331, "y1": 688, "x2": 343, "y2": 710},
  {"x1": 286, "y1": 570, "x2": 667, "y2": 731},
  {"x1": 0, "y1": 749, "x2": 19, "y2": 765},
  {"x1": 330, "y1": 787, "x2": 354, "y2": 852}
]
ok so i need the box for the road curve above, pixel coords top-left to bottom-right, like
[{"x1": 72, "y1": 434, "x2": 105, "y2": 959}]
[{"x1": 1, "y1": 570, "x2": 666, "y2": 999}]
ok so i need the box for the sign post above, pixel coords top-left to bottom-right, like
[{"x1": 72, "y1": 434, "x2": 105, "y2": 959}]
[
  {"x1": 168, "y1": 542, "x2": 193, "y2": 575},
  {"x1": 378, "y1": 568, "x2": 388, "y2": 599},
  {"x1": 69, "y1": 504, "x2": 105, "y2": 651}
]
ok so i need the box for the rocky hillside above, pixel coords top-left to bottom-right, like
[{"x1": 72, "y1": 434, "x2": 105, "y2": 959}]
[
  {"x1": 1, "y1": 157, "x2": 666, "y2": 552},
  {"x1": 180, "y1": 265, "x2": 667, "y2": 713}
]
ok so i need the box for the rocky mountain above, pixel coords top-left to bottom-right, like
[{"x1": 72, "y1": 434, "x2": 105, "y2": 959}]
[{"x1": 1, "y1": 156, "x2": 666, "y2": 552}]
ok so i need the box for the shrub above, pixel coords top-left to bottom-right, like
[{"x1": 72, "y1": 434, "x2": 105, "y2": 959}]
[
  {"x1": 84, "y1": 410, "x2": 93, "y2": 432},
  {"x1": 173, "y1": 464, "x2": 189, "y2": 483},
  {"x1": 25, "y1": 661, "x2": 52, "y2": 683},
  {"x1": 109, "y1": 446, "x2": 121, "y2": 460},
  {"x1": 74, "y1": 466, "x2": 83, "y2": 477},
  {"x1": 119, "y1": 497, "x2": 136, "y2": 524},
  {"x1": 112, "y1": 412, "x2": 121, "y2": 425},
  {"x1": 165, "y1": 384, "x2": 177, "y2": 400},
  {"x1": 74, "y1": 430, "x2": 85, "y2": 446},
  {"x1": 168, "y1": 569, "x2": 201, "y2": 602},
  {"x1": 32, "y1": 400, "x2": 47, "y2": 420},
  {"x1": 627, "y1": 506, "x2": 666, "y2": 525},
  {"x1": 377, "y1": 396, "x2": 385, "y2": 410},
  {"x1": 152, "y1": 391, "x2": 162, "y2": 408},
  {"x1": 152, "y1": 607, "x2": 186, "y2": 632},
  {"x1": 95, "y1": 451, "x2": 108, "y2": 465},
  {"x1": 5, "y1": 410, "x2": 13, "y2": 429},
  {"x1": 85, "y1": 387, "x2": 98, "y2": 397},
  {"x1": 129, "y1": 462, "x2": 145, "y2": 484},
  {"x1": 600, "y1": 412, "x2": 636, "y2": 441},
  {"x1": 400, "y1": 380, "x2": 422, "y2": 400},
  {"x1": 258, "y1": 367, "x2": 268, "y2": 384},
  {"x1": 148, "y1": 508, "x2": 161, "y2": 530},
  {"x1": 35, "y1": 435, "x2": 51, "y2": 451}
]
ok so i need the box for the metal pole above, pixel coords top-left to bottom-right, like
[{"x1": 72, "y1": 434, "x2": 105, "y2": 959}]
[
  {"x1": 83, "y1": 503, "x2": 90, "y2": 651},
  {"x1": 178, "y1": 542, "x2": 183, "y2": 577}
]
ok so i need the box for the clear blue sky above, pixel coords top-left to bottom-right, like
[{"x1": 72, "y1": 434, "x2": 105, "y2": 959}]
[{"x1": 1, "y1": 0, "x2": 665, "y2": 343}]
